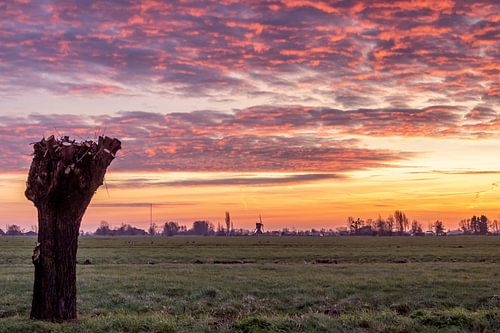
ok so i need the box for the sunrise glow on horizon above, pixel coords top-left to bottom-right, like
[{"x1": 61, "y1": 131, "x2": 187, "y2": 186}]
[{"x1": 0, "y1": 0, "x2": 499, "y2": 231}]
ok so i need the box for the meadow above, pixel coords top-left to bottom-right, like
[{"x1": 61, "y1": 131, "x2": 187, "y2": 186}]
[{"x1": 0, "y1": 236, "x2": 499, "y2": 332}]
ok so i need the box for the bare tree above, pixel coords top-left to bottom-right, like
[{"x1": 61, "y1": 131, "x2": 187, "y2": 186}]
[
  {"x1": 6, "y1": 224, "x2": 23, "y2": 236},
  {"x1": 225, "y1": 211, "x2": 231, "y2": 236},
  {"x1": 95, "y1": 221, "x2": 111, "y2": 235},
  {"x1": 433, "y1": 220, "x2": 445, "y2": 236},
  {"x1": 394, "y1": 210, "x2": 409, "y2": 235},
  {"x1": 163, "y1": 221, "x2": 180, "y2": 236},
  {"x1": 191, "y1": 220, "x2": 213, "y2": 235},
  {"x1": 490, "y1": 219, "x2": 499, "y2": 235},
  {"x1": 479, "y1": 215, "x2": 489, "y2": 235},
  {"x1": 348, "y1": 217, "x2": 364, "y2": 235},
  {"x1": 148, "y1": 222, "x2": 157, "y2": 236},
  {"x1": 411, "y1": 220, "x2": 422, "y2": 234},
  {"x1": 459, "y1": 219, "x2": 471, "y2": 234},
  {"x1": 25, "y1": 135, "x2": 120, "y2": 321},
  {"x1": 471, "y1": 216, "x2": 479, "y2": 234},
  {"x1": 386, "y1": 214, "x2": 395, "y2": 236},
  {"x1": 375, "y1": 215, "x2": 388, "y2": 236}
]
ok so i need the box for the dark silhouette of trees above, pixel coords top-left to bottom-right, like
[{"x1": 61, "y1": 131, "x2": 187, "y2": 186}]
[
  {"x1": 359, "y1": 225, "x2": 375, "y2": 235},
  {"x1": 94, "y1": 222, "x2": 146, "y2": 236},
  {"x1": 491, "y1": 220, "x2": 499, "y2": 235},
  {"x1": 478, "y1": 215, "x2": 488, "y2": 234},
  {"x1": 365, "y1": 218, "x2": 376, "y2": 232},
  {"x1": 148, "y1": 222, "x2": 157, "y2": 236},
  {"x1": 348, "y1": 217, "x2": 364, "y2": 234},
  {"x1": 386, "y1": 215, "x2": 395, "y2": 236},
  {"x1": 471, "y1": 216, "x2": 480, "y2": 234},
  {"x1": 411, "y1": 220, "x2": 423, "y2": 234},
  {"x1": 461, "y1": 215, "x2": 490, "y2": 235},
  {"x1": 163, "y1": 221, "x2": 180, "y2": 236},
  {"x1": 191, "y1": 220, "x2": 214, "y2": 235},
  {"x1": 6, "y1": 224, "x2": 23, "y2": 236},
  {"x1": 216, "y1": 222, "x2": 226, "y2": 236},
  {"x1": 115, "y1": 223, "x2": 147, "y2": 236},
  {"x1": 373, "y1": 215, "x2": 390, "y2": 236},
  {"x1": 347, "y1": 217, "x2": 354, "y2": 233},
  {"x1": 394, "y1": 210, "x2": 409, "y2": 235},
  {"x1": 225, "y1": 212, "x2": 231, "y2": 236},
  {"x1": 94, "y1": 221, "x2": 112, "y2": 235},
  {"x1": 346, "y1": 217, "x2": 374, "y2": 235},
  {"x1": 433, "y1": 220, "x2": 445, "y2": 236},
  {"x1": 0, "y1": 226, "x2": 38, "y2": 236},
  {"x1": 459, "y1": 218, "x2": 472, "y2": 234}
]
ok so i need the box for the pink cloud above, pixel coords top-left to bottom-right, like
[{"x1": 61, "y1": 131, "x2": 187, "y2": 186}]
[
  {"x1": 0, "y1": 0, "x2": 497, "y2": 108},
  {"x1": 1, "y1": 104, "x2": 497, "y2": 173}
]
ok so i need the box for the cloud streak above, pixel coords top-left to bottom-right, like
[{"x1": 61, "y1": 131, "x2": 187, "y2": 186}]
[
  {"x1": 107, "y1": 173, "x2": 344, "y2": 188},
  {"x1": 0, "y1": 107, "x2": 412, "y2": 173},
  {"x1": 2, "y1": 103, "x2": 499, "y2": 173},
  {"x1": 91, "y1": 202, "x2": 196, "y2": 208}
]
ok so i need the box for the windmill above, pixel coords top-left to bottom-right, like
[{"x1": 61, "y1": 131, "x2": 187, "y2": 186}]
[{"x1": 255, "y1": 214, "x2": 264, "y2": 235}]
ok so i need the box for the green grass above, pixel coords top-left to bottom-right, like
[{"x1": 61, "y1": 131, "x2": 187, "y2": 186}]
[{"x1": 0, "y1": 236, "x2": 499, "y2": 332}]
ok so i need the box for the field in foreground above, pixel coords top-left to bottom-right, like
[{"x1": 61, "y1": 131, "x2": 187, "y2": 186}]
[{"x1": 0, "y1": 236, "x2": 499, "y2": 333}]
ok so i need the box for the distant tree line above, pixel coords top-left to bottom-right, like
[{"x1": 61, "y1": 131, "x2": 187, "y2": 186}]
[
  {"x1": 90, "y1": 220, "x2": 215, "y2": 236},
  {"x1": 0, "y1": 224, "x2": 37, "y2": 236},
  {"x1": 347, "y1": 211, "x2": 447, "y2": 236},
  {"x1": 347, "y1": 211, "x2": 423, "y2": 236},
  {"x1": 459, "y1": 215, "x2": 498, "y2": 235},
  {"x1": 93, "y1": 222, "x2": 148, "y2": 236},
  {"x1": 2, "y1": 213, "x2": 499, "y2": 237},
  {"x1": 346, "y1": 211, "x2": 499, "y2": 236}
]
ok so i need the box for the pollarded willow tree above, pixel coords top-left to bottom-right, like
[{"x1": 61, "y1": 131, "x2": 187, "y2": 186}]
[{"x1": 25, "y1": 135, "x2": 121, "y2": 321}]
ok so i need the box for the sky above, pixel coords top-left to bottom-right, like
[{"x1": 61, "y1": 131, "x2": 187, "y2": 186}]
[{"x1": 0, "y1": 0, "x2": 499, "y2": 231}]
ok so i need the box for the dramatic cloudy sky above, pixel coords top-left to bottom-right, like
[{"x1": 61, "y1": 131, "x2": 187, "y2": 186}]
[{"x1": 1, "y1": 0, "x2": 499, "y2": 231}]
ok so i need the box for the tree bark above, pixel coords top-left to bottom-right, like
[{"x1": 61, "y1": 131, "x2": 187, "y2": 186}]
[{"x1": 25, "y1": 135, "x2": 121, "y2": 321}]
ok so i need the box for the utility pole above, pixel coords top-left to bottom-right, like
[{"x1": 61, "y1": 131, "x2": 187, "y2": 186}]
[{"x1": 148, "y1": 203, "x2": 156, "y2": 236}]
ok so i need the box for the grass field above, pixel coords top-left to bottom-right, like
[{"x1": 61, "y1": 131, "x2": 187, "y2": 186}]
[{"x1": 0, "y1": 236, "x2": 499, "y2": 332}]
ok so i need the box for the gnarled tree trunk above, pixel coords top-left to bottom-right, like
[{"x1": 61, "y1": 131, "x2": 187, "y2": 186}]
[{"x1": 25, "y1": 135, "x2": 121, "y2": 321}]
